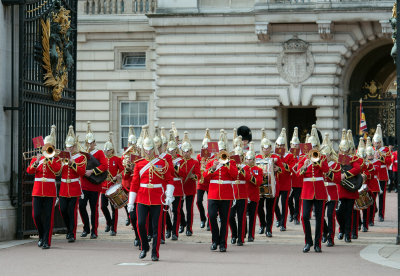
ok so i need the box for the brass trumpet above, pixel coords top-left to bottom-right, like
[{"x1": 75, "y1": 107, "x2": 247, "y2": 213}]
[
  {"x1": 308, "y1": 149, "x2": 320, "y2": 163},
  {"x1": 217, "y1": 150, "x2": 230, "y2": 164}
]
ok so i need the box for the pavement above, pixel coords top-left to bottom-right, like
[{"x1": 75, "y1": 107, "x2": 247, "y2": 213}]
[{"x1": 0, "y1": 192, "x2": 399, "y2": 275}]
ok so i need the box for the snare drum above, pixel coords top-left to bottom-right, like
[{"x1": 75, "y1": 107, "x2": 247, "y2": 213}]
[
  {"x1": 105, "y1": 184, "x2": 128, "y2": 209},
  {"x1": 259, "y1": 184, "x2": 274, "y2": 198},
  {"x1": 354, "y1": 189, "x2": 373, "y2": 210}
]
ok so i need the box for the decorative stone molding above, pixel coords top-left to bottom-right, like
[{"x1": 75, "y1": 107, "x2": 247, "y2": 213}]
[
  {"x1": 255, "y1": 22, "x2": 270, "y2": 41},
  {"x1": 317, "y1": 20, "x2": 333, "y2": 40},
  {"x1": 379, "y1": 19, "x2": 392, "y2": 38},
  {"x1": 277, "y1": 36, "x2": 314, "y2": 85}
]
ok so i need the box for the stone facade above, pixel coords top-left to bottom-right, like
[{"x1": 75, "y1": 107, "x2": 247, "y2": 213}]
[
  {"x1": 76, "y1": 0, "x2": 394, "y2": 151},
  {"x1": 0, "y1": 3, "x2": 18, "y2": 241}
]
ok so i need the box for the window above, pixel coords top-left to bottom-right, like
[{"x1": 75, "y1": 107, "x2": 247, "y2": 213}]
[
  {"x1": 121, "y1": 52, "x2": 146, "y2": 69},
  {"x1": 120, "y1": 101, "x2": 148, "y2": 149}
]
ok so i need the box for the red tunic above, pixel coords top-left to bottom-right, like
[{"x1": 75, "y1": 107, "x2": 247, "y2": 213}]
[
  {"x1": 297, "y1": 155, "x2": 329, "y2": 200},
  {"x1": 276, "y1": 152, "x2": 295, "y2": 191},
  {"x1": 101, "y1": 155, "x2": 124, "y2": 194},
  {"x1": 60, "y1": 153, "x2": 86, "y2": 197},
  {"x1": 364, "y1": 160, "x2": 380, "y2": 193},
  {"x1": 233, "y1": 164, "x2": 250, "y2": 199},
  {"x1": 291, "y1": 155, "x2": 303, "y2": 188},
  {"x1": 81, "y1": 149, "x2": 108, "y2": 192},
  {"x1": 172, "y1": 155, "x2": 186, "y2": 196},
  {"x1": 203, "y1": 159, "x2": 238, "y2": 200},
  {"x1": 374, "y1": 146, "x2": 391, "y2": 181},
  {"x1": 196, "y1": 153, "x2": 215, "y2": 191},
  {"x1": 337, "y1": 155, "x2": 361, "y2": 199},
  {"x1": 130, "y1": 157, "x2": 172, "y2": 205},
  {"x1": 158, "y1": 152, "x2": 174, "y2": 186},
  {"x1": 391, "y1": 151, "x2": 398, "y2": 172},
  {"x1": 324, "y1": 161, "x2": 341, "y2": 201},
  {"x1": 26, "y1": 156, "x2": 62, "y2": 197},
  {"x1": 180, "y1": 158, "x2": 201, "y2": 196},
  {"x1": 247, "y1": 166, "x2": 263, "y2": 202},
  {"x1": 121, "y1": 154, "x2": 134, "y2": 192}
]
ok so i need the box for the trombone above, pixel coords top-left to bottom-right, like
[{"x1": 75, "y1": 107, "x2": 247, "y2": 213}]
[
  {"x1": 308, "y1": 149, "x2": 321, "y2": 163},
  {"x1": 22, "y1": 148, "x2": 42, "y2": 160},
  {"x1": 22, "y1": 143, "x2": 56, "y2": 160}
]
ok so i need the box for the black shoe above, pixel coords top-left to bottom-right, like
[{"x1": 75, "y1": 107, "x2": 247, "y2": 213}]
[
  {"x1": 219, "y1": 246, "x2": 226, "y2": 252},
  {"x1": 351, "y1": 234, "x2": 358, "y2": 240},
  {"x1": 210, "y1": 243, "x2": 218, "y2": 251},
  {"x1": 125, "y1": 218, "x2": 130, "y2": 226},
  {"x1": 206, "y1": 225, "x2": 210, "y2": 231},
  {"x1": 66, "y1": 233, "x2": 70, "y2": 240},
  {"x1": 186, "y1": 230, "x2": 192, "y2": 236},
  {"x1": 326, "y1": 239, "x2": 334, "y2": 247},
  {"x1": 105, "y1": 225, "x2": 110, "y2": 233},
  {"x1": 294, "y1": 219, "x2": 300, "y2": 225},
  {"x1": 166, "y1": 230, "x2": 171, "y2": 239},
  {"x1": 266, "y1": 232, "x2": 272, "y2": 237},
  {"x1": 139, "y1": 249, "x2": 148, "y2": 259},
  {"x1": 362, "y1": 226, "x2": 368, "y2": 232},
  {"x1": 147, "y1": 235, "x2": 152, "y2": 242},
  {"x1": 358, "y1": 225, "x2": 361, "y2": 231},
  {"x1": 369, "y1": 221, "x2": 374, "y2": 226},
  {"x1": 200, "y1": 221, "x2": 206, "y2": 228},
  {"x1": 280, "y1": 226, "x2": 286, "y2": 232},
  {"x1": 231, "y1": 237, "x2": 237, "y2": 244},
  {"x1": 37, "y1": 239, "x2": 43, "y2": 247},
  {"x1": 289, "y1": 215, "x2": 293, "y2": 222},
  {"x1": 68, "y1": 236, "x2": 75, "y2": 243},
  {"x1": 90, "y1": 233, "x2": 97, "y2": 239},
  {"x1": 258, "y1": 226, "x2": 265, "y2": 234},
  {"x1": 179, "y1": 225, "x2": 185, "y2": 233},
  {"x1": 110, "y1": 230, "x2": 116, "y2": 236},
  {"x1": 345, "y1": 235, "x2": 351, "y2": 243},
  {"x1": 42, "y1": 243, "x2": 50, "y2": 249},
  {"x1": 151, "y1": 254, "x2": 159, "y2": 261},
  {"x1": 276, "y1": 221, "x2": 281, "y2": 227},
  {"x1": 338, "y1": 232, "x2": 344, "y2": 240},
  {"x1": 134, "y1": 239, "x2": 140, "y2": 247},
  {"x1": 303, "y1": 244, "x2": 311, "y2": 253},
  {"x1": 171, "y1": 234, "x2": 178, "y2": 241},
  {"x1": 379, "y1": 216, "x2": 384, "y2": 222},
  {"x1": 314, "y1": 246, "x2": 322, "y2": 253},
  {"x1": 80, "y1": 231, "x2": 88, "y2": 238},
  {"x1": 322, "y1": 234, "x2": 327, "y2": 243},
  {"x1": 160, "y1": 239, "x2": 165, "y2": 244},
  {"x1": 237, "y1": 240, "x2": 243, "y2": 246},
  {"x1": 248, "y1": 236, "x2": 254, "y2": 242}
]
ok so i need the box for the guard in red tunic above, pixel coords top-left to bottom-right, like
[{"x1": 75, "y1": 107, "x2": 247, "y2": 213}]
[
  {"x1": 390, "y1": 146, "x2": 398, "y2": 193},
  {"x1": 372, "y1": 124, "x2": 392, "y2": 222},
  {"x1": 336, "y1": 129, "x2": 361, "y2": 243},
  {"x1": 79, "y1": 121, "x2": 108, "y2": 239},
  {"x1": 229, "y1": 136, "x2": 249, "y2": 246},
  {"x1": 59, "y1": 126, "x2": 87, "y2": 243},
  {"x1": 180, "y1": 131, "x2": 201, "y2": 236},
  {"x1": 245, "y1": 142, "x2": 263, "y2": 242},
  {"x1": 101, "y1": 132, "x2": 124, "y2": 236},
  {"x1": 365, "y1": 137, "x2": 381, "y2": 226},
  {"x1": 203, "y1": 130, "x2": 238, "y2": 252},
  {"x1": 274, "y1": 128, "x2": 295, "y2": 231},
  {"x1": 196, "y1": 128, "x2": 214, "y2": 230},
  {"x1": 127, "y1": 126, "x2": 174, "y2": 261},
  {"x1": 297, "y1": 125, "x2": 329, "y2": 253},
  {"x1": 320, "y1": 133, "x2": 340, "y2": 247},
  {"x1": 288, "y1": 127, "x2": 302, "y2": 225},
  {"x1": 256, "y1": 129, "x2": 283, "y2": 237},
  {"x1": 26, "y1": 125, "x2": 62, "y2": 249}
]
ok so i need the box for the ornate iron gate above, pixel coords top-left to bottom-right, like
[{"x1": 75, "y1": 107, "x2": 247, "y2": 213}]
[{"x1": 17, "y1": 0, "x2": 77, "y2": 238}]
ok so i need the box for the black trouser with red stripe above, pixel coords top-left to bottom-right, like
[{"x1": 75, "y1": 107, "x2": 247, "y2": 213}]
[
  {"x1": 197, "y1": 189, "x2": 208, "y2": 223},
  {"x1": 172, "y1": 196, "x2": 182, "y2": 236},
  {"x1": 183, "y1": 195, "x2": 195, "y2": 233},
  {"x1": 258, "y1": 196, "x2": 276, "y2": 233},
  {"x1": 32, "y1": 196, "x2": 56, "y2": 246},
  {"x1": 79, "y1": 190, "x2": 100, "y2": 235},
  {"x1": 59, "y1": 196, "x2": 79, "y2": 239},
  {"x1": 369, "y1": 192, "x2": 378, "y2": 224},
  {"x1": 180, "y1": 197, "x2": 186, "y2": 228},
  {"x1": 351, "y1": 210, "x2": 360, "y2": 237},
  {"x1": 378, "y1": 180, "x2": 387, "y2": 219},
  {"x1": 288, "y1": 187, "x2": 302, "y2": 221},
  {"x1": 229, "y1": 199, "x2": 247, "y2": 243},
  {"x1": 247, "y1": 201, "x2": 258, "y2": 239},
  {"x1": 161, "y1": 206, "x2": 172, "y2": 239},
  {"x1": 302, "y1": 199, "x2": 325, "y2": 248},
  {"x1": 208, "y1": 199, "x2": 232, "y2": 248},
  {"x1": 323, "y1": 201, "x2": 337, "y2": 243},
  {"x1": 101, "y1": 194, "x2": 118, "y2": 233},
  {"x1": 275, "y1": 190, "x2": 290, "y2": 228},
  {"x1": 129, "y1": 203, "x2": 140, "y2": 240},
  {"x1": 137, "y1": 204, "x2": 163, "y2": 258},
  {"x1": 336, "y1": 198, "x2": 355, "y2": 237}
]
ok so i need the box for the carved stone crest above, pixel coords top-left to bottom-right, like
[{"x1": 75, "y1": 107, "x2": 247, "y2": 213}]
[{"x1": 277, "y1": 37, "x2": 314, "y2": 84}]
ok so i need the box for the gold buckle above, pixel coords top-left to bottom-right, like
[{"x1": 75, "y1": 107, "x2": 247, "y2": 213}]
[
  {"x1": 235, "y1": 180, "x2": 240, "y2": 185},
  {"x1": 66, "y1": 179, "x2": 71, "y2": 183},
  {"x1": 311, "y1": 177, "x2": 316, "y2": 181},
  {"x1": 42, "y1": 178, "x2": 47, "y2": 182},
  {"x1": 148, "y1": 183, "x2": 154, "y2": 188},
  {"x1": 218, "y1": 180, "x2": 223, "y2": 184}
]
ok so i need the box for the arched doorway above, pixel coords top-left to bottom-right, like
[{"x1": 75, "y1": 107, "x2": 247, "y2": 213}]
[{"x1": 346, "y1": 43, "x2": 396, "y2": 145}]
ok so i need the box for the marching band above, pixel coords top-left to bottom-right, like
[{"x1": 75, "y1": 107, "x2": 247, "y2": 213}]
[{"x1": 25, "y1": 121, "x2": 397, "y2": 259}]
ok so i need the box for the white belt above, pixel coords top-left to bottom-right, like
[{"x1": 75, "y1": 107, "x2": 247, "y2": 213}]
[
  {"x1": 304, "y1": 177, "x2": 324, "y2": 182},
  {"x1": 210, "y1": 180, "x2": 232, "y2": 184},
  {"x1": 325, "y1": 182, "x2": 336, "y2": 187},
  {"x1": 234, "y1": 180, "x2": 246, "y2": 185},
  {"x1": 140, "y1": 183, "x2": 162, "y2": 188},
  {"x1": 173, "y1": 178, "x2": 182, "y2": 182},
  {"x1": 381, "y1": 165, "x2": 387, "y2": 168},
  {"x1": 35, "y1": 178, "x2": 56, "y2": 183},
  {"x1": 61, "y1": 178, "x2": 80, "y2": 183}
]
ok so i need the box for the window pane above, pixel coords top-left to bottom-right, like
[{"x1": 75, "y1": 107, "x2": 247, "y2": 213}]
[
  {"x1": 122, "y1": 138, "x2": 128, "y2": 149},
  {"x1": 130, "y1": 102, "x2": 138, "y2": 114},
  {"x1": 139, "y1": 102, "x2": 147, "y2": 113},
  {"x1": 122, "y1": 52, "x2": 146, "y2": 69},
  {"x1": 121, "y1": 103, "x2": 129, "y2": 114},
  {"x1": 134, "y1": 127, "x2": 141, "y2": 137},
  {"x1": 121, "y1": 114, "x2": 129, "y2": 125},
  {"x1": 139, "y1": 114, "x2": 147, "y2": 125},
  {"x1": 121, "y1": 127, "x2": 129, "y2": 138}
]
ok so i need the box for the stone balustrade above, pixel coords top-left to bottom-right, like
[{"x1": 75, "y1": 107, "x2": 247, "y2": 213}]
[{"x1": 82, "y1": 0, "x2": 156, "y2": 15}]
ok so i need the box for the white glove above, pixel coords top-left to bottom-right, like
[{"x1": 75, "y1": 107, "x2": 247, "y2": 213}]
[
  {"x1": 127, "y1": 192, "x2": 137, "y2": 213},
  {"x1": 165, "y1": 196, "x2": 174, "y2": 206},
  {"x1": 165, "y1": 184, "x2": 175, "y2": 206},
  {"x1": 80, "y1": 193, "x2": 84, "y2": 199},
  {"x1": 327, "y1": 194, "x2": 331, "y2": 202}
]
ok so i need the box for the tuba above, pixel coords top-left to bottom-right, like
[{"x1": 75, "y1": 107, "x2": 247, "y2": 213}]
[{"x1": 256, "y1": 156, "x2": 276, "y2": 198}]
